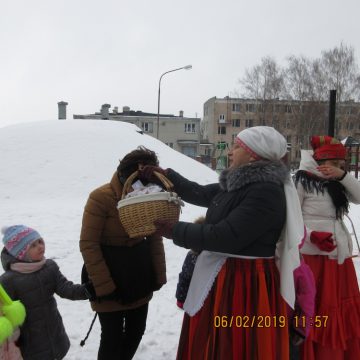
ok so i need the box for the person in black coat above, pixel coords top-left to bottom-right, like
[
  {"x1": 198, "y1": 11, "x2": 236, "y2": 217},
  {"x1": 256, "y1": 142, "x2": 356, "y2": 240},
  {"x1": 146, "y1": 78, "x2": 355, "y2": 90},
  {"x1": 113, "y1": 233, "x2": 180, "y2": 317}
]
[{"x1": 139, "y1": 126, "x2": 304, "y2": 360}]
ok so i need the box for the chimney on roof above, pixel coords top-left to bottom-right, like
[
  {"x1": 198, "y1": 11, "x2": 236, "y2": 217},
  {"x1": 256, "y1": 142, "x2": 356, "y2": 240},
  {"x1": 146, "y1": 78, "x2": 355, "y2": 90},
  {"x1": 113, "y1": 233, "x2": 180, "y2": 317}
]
[
  {"x1": 123, "y1": 106, "x2": 130, "y2": 113},
  {"x1": 101, "y1": 104, "x2": 111, "y2": 119},
  {"x1": 57, "y1": 101, "x2": 68, "y2": 120},
  {"x1": 179, "y1": 110, "x2": 184, "y2": 117}
]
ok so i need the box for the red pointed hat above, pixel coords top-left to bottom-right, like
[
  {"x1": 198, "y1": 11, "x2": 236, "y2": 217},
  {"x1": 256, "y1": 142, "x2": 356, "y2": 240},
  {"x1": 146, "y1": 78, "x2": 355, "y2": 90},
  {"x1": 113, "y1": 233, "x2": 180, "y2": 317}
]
[{"x1": 311, "y1": 135, "x2": 346, "y2": 160}]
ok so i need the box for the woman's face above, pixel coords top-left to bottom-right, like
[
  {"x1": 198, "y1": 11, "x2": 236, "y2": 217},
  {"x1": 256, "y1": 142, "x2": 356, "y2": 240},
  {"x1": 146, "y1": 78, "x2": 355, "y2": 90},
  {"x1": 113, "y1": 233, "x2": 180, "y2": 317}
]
[{"x1": 228, "y1": 143, "x2": 254, "y2": 168}]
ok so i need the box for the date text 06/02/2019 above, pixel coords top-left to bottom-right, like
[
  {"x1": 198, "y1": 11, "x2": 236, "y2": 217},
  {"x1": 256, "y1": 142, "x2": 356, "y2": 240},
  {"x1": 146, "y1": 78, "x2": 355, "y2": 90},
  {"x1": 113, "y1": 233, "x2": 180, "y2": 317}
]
[{"x1": 213, "y1": 315, "x2": 329, "y2": 328}]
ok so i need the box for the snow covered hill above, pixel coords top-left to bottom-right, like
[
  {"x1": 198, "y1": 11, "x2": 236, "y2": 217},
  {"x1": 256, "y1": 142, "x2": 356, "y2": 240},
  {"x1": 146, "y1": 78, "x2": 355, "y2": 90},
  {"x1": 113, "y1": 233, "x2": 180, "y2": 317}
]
[{"x1": 0, "y1": 119, "x2": 218, "y2": 359}]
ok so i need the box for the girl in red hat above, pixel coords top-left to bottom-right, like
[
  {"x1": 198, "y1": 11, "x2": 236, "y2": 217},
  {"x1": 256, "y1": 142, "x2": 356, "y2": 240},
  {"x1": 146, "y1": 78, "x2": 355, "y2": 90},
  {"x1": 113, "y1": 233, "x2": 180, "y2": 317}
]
[{"x1": 294, "y1": 136, "x2": 360, "y2": 359}]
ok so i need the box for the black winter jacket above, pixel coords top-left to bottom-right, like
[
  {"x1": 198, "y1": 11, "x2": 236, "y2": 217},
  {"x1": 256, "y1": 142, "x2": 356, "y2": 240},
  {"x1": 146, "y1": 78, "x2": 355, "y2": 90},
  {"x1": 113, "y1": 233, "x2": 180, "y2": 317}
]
[
  {"x1": 0, "y1": 249, "x2": 87, "y2": 360},
  {"x1": 167, "y1": 160, "x2": 288, "y2": 257}
]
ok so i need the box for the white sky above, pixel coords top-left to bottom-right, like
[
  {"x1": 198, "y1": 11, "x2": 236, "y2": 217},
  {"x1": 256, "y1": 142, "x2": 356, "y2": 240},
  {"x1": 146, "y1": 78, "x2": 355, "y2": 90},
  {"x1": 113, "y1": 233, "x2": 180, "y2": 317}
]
[
  {"x1": 1, "y1": 0, "x2": 359, "y2": 127},
  {"x1": 0, "y1": 120, "x2": 359, "y2": 359}
]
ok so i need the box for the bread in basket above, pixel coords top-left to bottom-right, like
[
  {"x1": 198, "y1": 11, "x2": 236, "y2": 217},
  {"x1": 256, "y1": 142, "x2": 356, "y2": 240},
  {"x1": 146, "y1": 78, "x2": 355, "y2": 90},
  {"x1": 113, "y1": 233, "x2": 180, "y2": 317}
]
[{"x1": 117, "y1": 170, "x2": 184, "y2": 238}]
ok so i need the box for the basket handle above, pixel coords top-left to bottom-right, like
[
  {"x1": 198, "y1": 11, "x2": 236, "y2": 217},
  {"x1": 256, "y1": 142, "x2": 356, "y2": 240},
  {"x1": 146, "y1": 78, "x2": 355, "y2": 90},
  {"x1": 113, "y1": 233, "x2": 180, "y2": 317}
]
[{"x1": 121, "y1": 170, "x2": 174, "y2": 199}]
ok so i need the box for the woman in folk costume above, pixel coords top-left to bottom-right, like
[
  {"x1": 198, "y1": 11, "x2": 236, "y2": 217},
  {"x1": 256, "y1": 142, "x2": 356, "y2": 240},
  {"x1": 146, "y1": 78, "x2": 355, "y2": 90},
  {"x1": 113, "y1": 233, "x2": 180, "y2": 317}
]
[
  {"x1": 140, "y1": 126, "x2": 305, "y2": 360},
  {"x1": 294, "y1": 135, "x2": 360, "y2": 359}
]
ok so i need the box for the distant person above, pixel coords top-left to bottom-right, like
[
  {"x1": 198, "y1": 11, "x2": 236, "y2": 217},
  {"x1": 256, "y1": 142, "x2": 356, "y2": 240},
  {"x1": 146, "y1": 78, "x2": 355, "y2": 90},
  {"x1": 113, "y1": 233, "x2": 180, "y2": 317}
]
[
  {"x1": 80, "y1": 146, "x2": 166, "y2": 360},
  {"x1": 140, "y1": 126, "x2": 305, "y2": 360},
  {"x1": 0, "y1": 225, "x2": 89, "y2": 360},
  {"x1": 294, "y1": 136, "x2": 360, "y2": 359}
]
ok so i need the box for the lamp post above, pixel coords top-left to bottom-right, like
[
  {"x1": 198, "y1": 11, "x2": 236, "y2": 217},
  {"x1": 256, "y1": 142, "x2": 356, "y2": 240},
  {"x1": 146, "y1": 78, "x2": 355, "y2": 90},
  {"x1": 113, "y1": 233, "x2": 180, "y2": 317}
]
[{"x1": 156, "y1": 65, "x2": 192, "y2": 139}]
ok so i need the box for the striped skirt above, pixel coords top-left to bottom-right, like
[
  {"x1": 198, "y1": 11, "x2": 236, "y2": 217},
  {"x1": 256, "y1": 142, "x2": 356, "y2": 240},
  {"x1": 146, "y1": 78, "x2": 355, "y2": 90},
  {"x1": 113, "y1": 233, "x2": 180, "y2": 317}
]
[
  {"x1": 301, "y1": 255, "x2": 360, "y2": 360},
  {"x1": 176, "y1": 257, "x2": 289, "y2": 360}
]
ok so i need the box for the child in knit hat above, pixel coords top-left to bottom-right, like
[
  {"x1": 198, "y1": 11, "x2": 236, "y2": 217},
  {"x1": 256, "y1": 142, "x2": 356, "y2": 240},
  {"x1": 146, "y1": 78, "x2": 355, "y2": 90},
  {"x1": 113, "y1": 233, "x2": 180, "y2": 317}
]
[{"x1": 0, "y1": 225, "x2": 90, "y2": 360}]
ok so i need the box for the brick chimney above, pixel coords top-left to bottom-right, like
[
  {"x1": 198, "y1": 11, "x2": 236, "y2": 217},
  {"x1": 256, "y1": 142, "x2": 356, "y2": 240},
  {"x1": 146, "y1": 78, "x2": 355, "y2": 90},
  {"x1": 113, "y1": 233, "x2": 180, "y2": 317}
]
[{"x1": 101, "y1": 104, "x2": 111, "y2": 119}]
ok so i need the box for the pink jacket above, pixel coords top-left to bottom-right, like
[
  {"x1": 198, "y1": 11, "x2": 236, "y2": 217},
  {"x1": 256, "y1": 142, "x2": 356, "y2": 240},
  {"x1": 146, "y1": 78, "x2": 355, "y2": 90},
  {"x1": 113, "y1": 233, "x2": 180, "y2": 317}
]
[{"x1": 290, "y1": 259, "x2": 316, "y2": 340}]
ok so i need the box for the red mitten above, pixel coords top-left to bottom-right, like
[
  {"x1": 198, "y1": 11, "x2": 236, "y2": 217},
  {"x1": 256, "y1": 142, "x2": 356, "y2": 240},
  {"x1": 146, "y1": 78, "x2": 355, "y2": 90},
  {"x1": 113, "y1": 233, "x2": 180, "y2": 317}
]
[{"x1": 310, "y1": 231, "x2": 337, "y2": 252}]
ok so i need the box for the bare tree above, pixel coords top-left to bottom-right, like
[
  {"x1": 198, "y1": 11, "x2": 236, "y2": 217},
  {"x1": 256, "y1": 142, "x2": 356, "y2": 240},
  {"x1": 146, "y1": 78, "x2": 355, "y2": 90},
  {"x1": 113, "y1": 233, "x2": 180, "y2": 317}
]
[
  {"x1": 319, "y1": 42, "x2": 360, "y2": 102},
  {"x1": 284, "y1": 55, "x2": 313, "y2": 101},
  {"x1": 239, "y1": 56, "x2": 284, "y2": 100}
]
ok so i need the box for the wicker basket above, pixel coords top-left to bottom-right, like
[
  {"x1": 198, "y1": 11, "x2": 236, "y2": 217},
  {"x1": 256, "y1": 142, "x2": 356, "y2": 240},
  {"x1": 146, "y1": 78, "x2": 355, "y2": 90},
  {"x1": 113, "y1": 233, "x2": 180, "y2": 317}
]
[{"x1": 117, "y1": 171, "x2": 183, "y2": 238}]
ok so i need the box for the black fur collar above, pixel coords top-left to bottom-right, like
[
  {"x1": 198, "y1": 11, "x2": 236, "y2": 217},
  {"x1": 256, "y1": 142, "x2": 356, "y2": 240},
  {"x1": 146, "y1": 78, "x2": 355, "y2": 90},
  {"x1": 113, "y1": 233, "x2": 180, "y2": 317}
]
[
  {"x1": 219, "y1": 160, "x2": 288, "y2": 192},
  {"x1": 294, "y1": 170, "x2": 349, "y2": 219}
]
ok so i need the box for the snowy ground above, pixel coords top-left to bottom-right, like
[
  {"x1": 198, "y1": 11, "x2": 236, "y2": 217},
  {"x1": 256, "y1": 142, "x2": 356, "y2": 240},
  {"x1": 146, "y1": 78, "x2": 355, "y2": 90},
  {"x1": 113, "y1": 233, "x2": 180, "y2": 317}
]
[{"x1": 0, "y1": 120, "x2": 359, "y2": 359}]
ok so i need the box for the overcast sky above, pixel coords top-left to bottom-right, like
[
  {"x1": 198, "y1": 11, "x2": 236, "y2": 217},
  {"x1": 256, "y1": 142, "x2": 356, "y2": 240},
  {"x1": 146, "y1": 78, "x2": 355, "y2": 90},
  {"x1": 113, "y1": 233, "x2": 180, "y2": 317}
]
[{"x1": 0, "y1": 0, "x2": 359, "y2": 127}]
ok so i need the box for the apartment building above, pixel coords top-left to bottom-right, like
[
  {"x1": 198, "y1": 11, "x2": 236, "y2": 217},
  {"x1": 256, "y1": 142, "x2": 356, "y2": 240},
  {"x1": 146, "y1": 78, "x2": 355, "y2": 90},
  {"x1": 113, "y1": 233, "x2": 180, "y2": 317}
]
[
  {"x1": 72, "y1": 104, "x2": 201, "y2": 158},
  {"x1": 201, "y1": 96, "x2": 360, "y2": 167}
]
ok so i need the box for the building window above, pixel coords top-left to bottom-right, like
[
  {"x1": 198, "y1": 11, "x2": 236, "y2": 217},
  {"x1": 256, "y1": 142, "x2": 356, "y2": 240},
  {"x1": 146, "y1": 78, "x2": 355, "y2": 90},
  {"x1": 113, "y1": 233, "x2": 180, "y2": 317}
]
[
  {"x1": 219, "y1": 114, "x2": 226, "y2": 123},
  {"x1": 245, "y1": 104, "x2": 256, "y2": 112},
  {"x1": 165, "y1": 142, "x2": 174, "y2": 148},
  {"x1": 218, "y1": 126, "x2": 226, "y2": 135},
  {"x1": 231, "y1": 133, "x2": 238, "y2": 144},
  {"x1": 274, "y1": 104, "x2": 282, "y2": 113},
  {"x1": 285, "y1": 120, "x2": 291, "y2": 129},
  {"x1": 285, "y1": 105, "x2": 292, "y2": 113},
  {"x1": 232, "y1": 103, "x2": 241, "y2": 112},
  {"x1": 185, "y1": 123, "x2": 196, "y2": 133},
  {"x1": 182, "y1": 146, "x2": 196, "y2": 158},
  {"x1": 141, "y1": 122, "x2": 153, "y2": 133},
  {"x1": 204, "y1": 106, "x2": 208, "y2": 116},
  {"x1": 287, "y1": 135, "x2": 292, "y2": 144},
  {"x1": 348, "y1": 122, "x2": 354, "y2": 130},
  {"x1": 245, "y1": 119, "x2": 253, "y2": 128},
  {"x1": 232, "y1": 119, "x2": 240, "y2": 127}
]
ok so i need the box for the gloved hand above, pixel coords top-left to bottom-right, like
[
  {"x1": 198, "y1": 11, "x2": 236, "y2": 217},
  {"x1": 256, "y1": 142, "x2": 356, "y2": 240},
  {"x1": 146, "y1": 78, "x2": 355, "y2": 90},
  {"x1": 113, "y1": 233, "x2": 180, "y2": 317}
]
[
  {"x1": 138, "y1": 165, "x2": 168, "y2": 184},
  {"x1": 84, "y1": 282, "x2": 97, "y2": 301},
  {"x1": 310, "y1": 231, "x2": 337, "y2": 252},
  {"x1": 153, "y1": 219, "x2": 176, "y2": 239}
]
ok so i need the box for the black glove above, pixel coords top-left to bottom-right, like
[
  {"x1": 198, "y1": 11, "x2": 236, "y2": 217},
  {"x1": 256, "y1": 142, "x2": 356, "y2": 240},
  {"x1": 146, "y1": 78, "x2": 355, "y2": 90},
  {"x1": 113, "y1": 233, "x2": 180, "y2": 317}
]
[
  {"x1": 154, "y1": 219, "x2": 176, "y2": 239},
  {"x1": 84, "y1": 282, "x2": 97, "y2": 301},
  {"x1": 138, "y1": 165, "x2": 168, "y2": 184}
]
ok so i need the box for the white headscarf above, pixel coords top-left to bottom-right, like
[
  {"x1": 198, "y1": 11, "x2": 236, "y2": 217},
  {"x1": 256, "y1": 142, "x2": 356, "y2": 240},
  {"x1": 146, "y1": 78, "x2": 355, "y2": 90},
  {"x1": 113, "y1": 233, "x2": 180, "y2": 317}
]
[
  {"x1": 238, "y1": 126, "x2": 304, "y2": 309},
  {"x1": 237, "y1": 126, "x2": 288, "y2": 161}
]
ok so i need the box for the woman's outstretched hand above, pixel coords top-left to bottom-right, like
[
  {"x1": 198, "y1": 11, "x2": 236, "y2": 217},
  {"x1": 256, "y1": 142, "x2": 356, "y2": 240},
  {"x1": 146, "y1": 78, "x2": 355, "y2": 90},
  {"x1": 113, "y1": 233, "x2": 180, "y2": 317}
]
[
  {"x1": 138, "y1": 165, "x2": 168, "y2": 183},
  {"x1": 153, "y1": 219, "x2": 175, "y2": 239}
]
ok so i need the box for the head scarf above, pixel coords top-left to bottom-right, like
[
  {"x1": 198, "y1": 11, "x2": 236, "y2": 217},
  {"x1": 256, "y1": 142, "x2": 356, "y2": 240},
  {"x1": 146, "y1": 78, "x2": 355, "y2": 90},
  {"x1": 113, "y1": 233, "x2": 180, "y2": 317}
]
[{"x1": 236, "y1": 126, "x2": 288, "y2": 161}]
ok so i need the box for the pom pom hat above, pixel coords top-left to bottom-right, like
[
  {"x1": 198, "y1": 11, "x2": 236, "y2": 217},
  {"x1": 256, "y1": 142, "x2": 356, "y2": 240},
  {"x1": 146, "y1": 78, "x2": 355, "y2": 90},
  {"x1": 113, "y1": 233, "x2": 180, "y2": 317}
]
[
  {"x1": 311, "y1": 135, "x2": 346, "y2": 161},
  {"x1": 1, "y1": 225, "x2": 41, "y2": 260}
]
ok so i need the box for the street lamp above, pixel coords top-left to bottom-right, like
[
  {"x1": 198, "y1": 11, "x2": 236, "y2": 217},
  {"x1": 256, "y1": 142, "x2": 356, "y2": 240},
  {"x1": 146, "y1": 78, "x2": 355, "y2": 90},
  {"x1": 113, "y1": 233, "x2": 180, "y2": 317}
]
[{"x1": 156, "y1": 65, "x2": 192, "y2": 139}]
